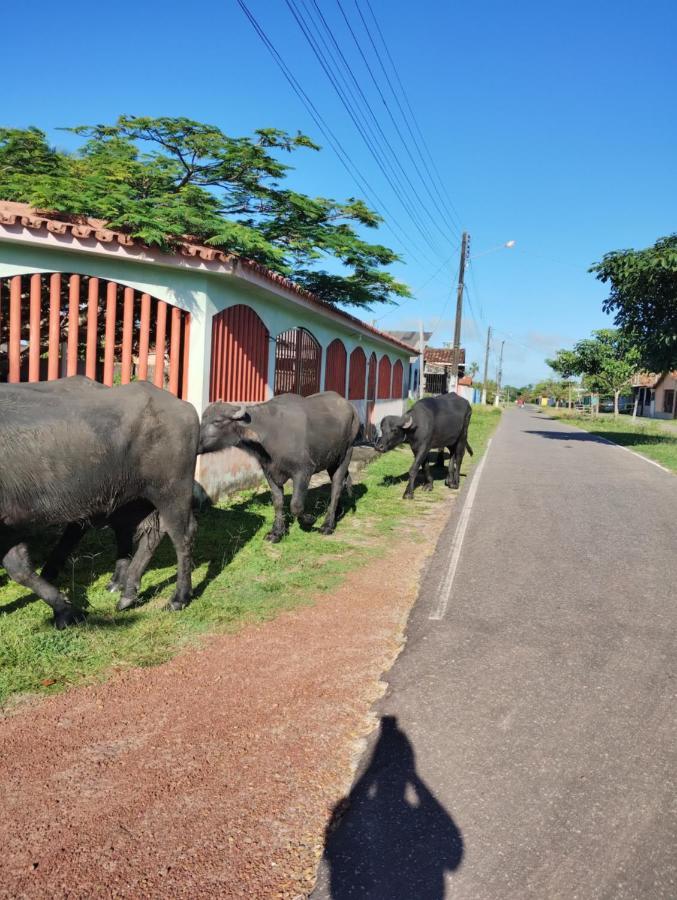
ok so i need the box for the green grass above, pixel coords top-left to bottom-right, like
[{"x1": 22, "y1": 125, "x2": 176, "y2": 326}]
[
  {"x1": 543, "y1": 409, "x2": 677, "y2": 472},
  {"x1": 0, "y1": 407, "x2": 501, "y2": 707}
]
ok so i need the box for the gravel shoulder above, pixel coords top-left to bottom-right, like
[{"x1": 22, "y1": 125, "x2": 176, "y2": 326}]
[{"x1": 0, "y1": 487, "x2": 454, "y2": 899}]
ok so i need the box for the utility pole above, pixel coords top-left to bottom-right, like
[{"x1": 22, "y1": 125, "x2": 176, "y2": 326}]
[
  {"x1": 418, "y1": 320, "x2": 424, "y2": 399},
  {"x1": 494, "y1": 339, "x2": 505, "y2": 407},
  {"x1": 452, "y1": 231, "x2": 470, "y2": 392},
  {"x1": 481, "y1": 325, "x2": 491, "y2": 404}
]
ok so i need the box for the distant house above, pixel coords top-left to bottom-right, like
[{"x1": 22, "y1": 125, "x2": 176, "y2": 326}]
[
  {"x1": 423, "y1": 347, "x2": 465, "y2": 395},
  {"x1": 631, "y1": 372, "x2": 677, "y2": 419}
]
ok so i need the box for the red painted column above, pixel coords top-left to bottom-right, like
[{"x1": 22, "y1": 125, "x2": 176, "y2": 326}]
[
  {"x1": 103, "y1": 282, "x2": 117, "y2": 387},
  {"x1": 85, "y1": 278, "x2": 99, "y2": 380},
  {"x1": 9, "y1": 275, "x2": 22, "y2": 383},
  {"x1": 168, "y1": 306, "x2": 182, "y2": 396},
  {"x1": 48, "y1": 274, "x2": 61, "y2": 381},
  {"x1": 66, "y1": 274, "x2": 80, "y2": 377},
  {"x1": 120, "y1": 287, "x2": 134, "y2": 385},
  {"x1": 137, "y1": 293, "x2": 151, "y2": 381},
  {"x1": 28, "y1": 274, "x2": 41, "y2": 382},
  {"x1": 181, "y1": 315, "x2": 190, "y2": 400},
  {"x1": 154, "y1": 301, "x2": 167, "y2": 388}
]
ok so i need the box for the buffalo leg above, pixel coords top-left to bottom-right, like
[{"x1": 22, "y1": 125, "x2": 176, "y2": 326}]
[
  {"x1": 403, "y1": 447, "x2": 429, "y2": 499},
  {"x1": 263, "y1": 472, "x2": 287, "y2": 543},
  {"x1": 116, "y1": 526, "x2": 165, "y2": 611},
  {"x1": 291, "y1": 472, "x2": 315, "y2": 530},
  {"x1": 3, "y1": 542, "x2": 81, "y2": 629},
  {"x1": 41, "y1": 522, "x2": 87, "y2": 583},
  {"x1": 445, "y1": 445, "x2": 455, "y2": 488},
  {"x1": 321, "y1": 448, "x2": 353, "y2": 535},
  {"x1": 162, "y1": 510, "x2": 197, "y2": 611},
  {"x1": 421, "y1": 459, "x2": 434, "y2": 492}
]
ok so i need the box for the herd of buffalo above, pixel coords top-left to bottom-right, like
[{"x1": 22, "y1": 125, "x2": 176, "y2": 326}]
[{"x1": 0, "y1": 376, "x2": 472, "y2": 628}]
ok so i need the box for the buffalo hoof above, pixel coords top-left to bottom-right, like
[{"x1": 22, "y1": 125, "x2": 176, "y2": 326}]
[
  {"x1": 319, "y1": 523, "x2": 335, "y2": 535},
  {"x1": 402, "y1": 491, "x2": 415, "y2": 500},
  {"x1": 421, "y1": 482, "x2": 433, "y2": 492},
  {"x1": 444, "y1": 478, "x2": 452, "y2": 488},
  {"x1": 165, "y1": 596, "x2": 189, "y2": 612},
  {"x1": 298, "y1": 515, "x2": 317, "y2": 531},
  {"x1": 116, "y1": 595, "x2": 137, "y2": 612},
  {"x1": 53, "y1": 606, "x2": 85, "y2": 629},
  {"x1": 264, "y1": 530, "x2": 284, "y2": 543}
]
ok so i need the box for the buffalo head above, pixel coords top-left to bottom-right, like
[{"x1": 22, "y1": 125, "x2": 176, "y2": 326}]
[
  {"x1": 376, "y1": 414, "x2": 415, "y2": 452},
  {"x1": 198, "y1": 402, "x2": 252, "y2": 454}
]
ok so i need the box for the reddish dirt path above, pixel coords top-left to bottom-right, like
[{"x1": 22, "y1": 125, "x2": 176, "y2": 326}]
[{"x1": 0, "y1": 501, "x2": 451, "y2": 899}]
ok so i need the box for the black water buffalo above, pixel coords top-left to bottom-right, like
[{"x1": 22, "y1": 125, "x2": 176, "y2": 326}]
[
  {"x1": 199, "y1": 391, "x2": 359, "y2": 542},
  {"x1": 7, "y1": 377, "x2": 162, "y2": 597},
  {"x1": 377, "y1": 393, "x2": 473, "y2": 498},
  {"x1": 0, "y1": 381, "x2": 199, "y2": 627}
]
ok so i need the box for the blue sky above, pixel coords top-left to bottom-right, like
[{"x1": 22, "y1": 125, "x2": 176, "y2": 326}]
[{"x1": 3, "y1": 0, "x2": 676, "y2": 385}]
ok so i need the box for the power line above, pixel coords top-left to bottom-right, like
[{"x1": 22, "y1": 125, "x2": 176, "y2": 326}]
[
  {"x1": 352, "y1": 0, "x2": 461, "y2": 239},
  {"x1": 363, "y1": 0, "x2": 465, "y2": 231},
  {"x1": 333, "y1": 0, "x2": 453, "y2": 249},
  {"x1": 236, "y1": 0, "x2": 438, "y2": 270},
  {"x1": 286, "y1": 0, "x2": 448, "y2": 258}
]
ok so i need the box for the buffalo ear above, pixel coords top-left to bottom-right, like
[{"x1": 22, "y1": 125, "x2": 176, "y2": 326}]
[
  {"x1": 230, "y1": 405, "x2": 250, "y2": 421},
  {"x1": 401, "y1": 415, "x2": 415, "y2": 430}
]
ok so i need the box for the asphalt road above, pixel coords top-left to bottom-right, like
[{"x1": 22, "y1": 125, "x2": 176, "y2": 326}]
[{"x1": 313, "y1": 408, "x2": 677, "y2": 899}]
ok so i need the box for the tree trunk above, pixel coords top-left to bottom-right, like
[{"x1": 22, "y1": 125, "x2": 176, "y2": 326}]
[
  {"x1": 632, "y1": 391, "x2": 639, "y2": 421},
  {"x1": 614, "y1": 389, "x2": 620, "y2": 418}
]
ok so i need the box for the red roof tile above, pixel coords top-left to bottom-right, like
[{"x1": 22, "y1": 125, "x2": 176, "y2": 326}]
[
  {"x1": 424, "y1": 347, "x2": 465, "y2": 366},
  {"x1": 0, "y1": 201, "x2": 415, "y2": 355}
]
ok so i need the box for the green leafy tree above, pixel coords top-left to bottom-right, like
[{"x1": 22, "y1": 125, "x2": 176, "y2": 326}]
[
  {"x1": 550, "y1": 329, "x2": 640, "y2": 417},
  {"x1": 467, "y1": 361, "x2": 480, "y2": 379},
  {"x1": 546, "y1": 348, "x2": 580, "y2": 407},
  {"x1": 590, "y1": 236, "x2": 677, "y2": 372},
  {"x1": 0, "y1": 117, "x2": 410, "y2": 309}
]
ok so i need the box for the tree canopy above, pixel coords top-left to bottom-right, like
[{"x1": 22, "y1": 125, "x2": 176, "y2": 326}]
[
  {"x1": 0, "y1": 117, "x2": 410, "y2": 309},
  {"x1": 590, "y1": 235, "x2": 677, "y2": 372},
  {"x1": 548, "y1": 329, "x2": 640, "y2": 415}
]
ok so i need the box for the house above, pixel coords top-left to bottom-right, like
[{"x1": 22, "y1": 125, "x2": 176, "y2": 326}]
[
  {"x1": 383, "y1": 329, "x2": 431, "y2": 398},
  {"x1": 631, "y1": 372, "x2": 677, "y2": 419},
  {"x1": 423, "y1": 347, "x2": 465, "y2": 395},
  {"x1": 0, "y1": 201, "x2": 414, "y2": 497}
]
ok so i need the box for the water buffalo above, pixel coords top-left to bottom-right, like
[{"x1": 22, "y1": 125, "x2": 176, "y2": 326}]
[
  {"x1": 0, "y1": 381, "x2": 199, "y2": 627},
  {"x1": 6, "y1": 378, "x2": 161, "y2": 597},
  {"x1": 377, "y1": 393, "x2": 473, "y2": 498},
  {"x1": 199, "y1": 391, "x2": 359, "y2": 542}
]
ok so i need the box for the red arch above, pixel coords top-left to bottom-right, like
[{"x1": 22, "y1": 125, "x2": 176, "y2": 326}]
[
  {"x1": 348, "y1": 347, "x2": 367, "y2": 400},
  {"x1": 210, "y1": 304, "x2": 269, "y2": 403},
  {"x1": 392, "y1": 359, "x2": 404, "y2": 399},
  {"x1": 377, "y1": 355, "x2": 392, "y2": 400},
  {"x1": 324, "y1": 339, "x2": 347, "y2": 396},
  {"x1": 367, "y1": 353, "x2": 377, "y2": 401}
]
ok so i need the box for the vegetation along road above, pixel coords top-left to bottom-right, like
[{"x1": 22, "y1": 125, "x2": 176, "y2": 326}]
[{"x1": 313, "y1": 406, "x2": 677, "y2": 898}]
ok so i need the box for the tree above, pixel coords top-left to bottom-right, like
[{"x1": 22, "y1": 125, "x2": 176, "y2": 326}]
[
  {"x1": 467, "y1": 361, "x2": 480, "y2": 379},
  {"x1": 545, "y1": 348, "x2": 579, "y2": 408},
  {"x1": 550, "y1": 329, "x2": 640, "y2": 417},
  {"x1": 590, "y1": 235, "x2": 677, "y2": 372},
  {"x1": 0, "y1": 118, "x2": 410, "y2": 310}
]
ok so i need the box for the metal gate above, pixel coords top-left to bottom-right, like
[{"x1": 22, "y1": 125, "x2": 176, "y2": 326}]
[
  {"x1": 0, "y1": 272, "x2": 190, "y2": 397},
  {"x1": 366, "y1": 352, "x2": 377, "y2": 439},
  {"x1": 324, "y1": 338, "x2": 347, "y2": 396},
  {"x1": 274, "y1": 327, "x2": 321, "y2": 397},
  {"x1": 209, "y1": 304, "x2": 269, "y2": 403}
]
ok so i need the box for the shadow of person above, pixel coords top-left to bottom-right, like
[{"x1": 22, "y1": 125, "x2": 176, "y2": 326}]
[{"x1": 321, "y1": 716, "x2": 463, "y2": 899}]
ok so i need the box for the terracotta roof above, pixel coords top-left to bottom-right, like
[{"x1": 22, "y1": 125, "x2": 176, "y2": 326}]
[
  {"x1": 458, "y1": 375, "x2": 473, "y2": 386},
  {"x1": 424, "y1": 347, "x2": 465, "y2": 366},
  {"x1": 0, "y1": 201, "x2": 415, "y2": 355},
  {"x1": 631, "y1": 372, "x2": 661, "y2": 388}
]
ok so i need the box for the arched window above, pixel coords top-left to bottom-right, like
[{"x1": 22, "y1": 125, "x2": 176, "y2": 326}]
[
  {"x1": 209, "y1": 304, "x2": 269, "y2": 403},
  {"x1": 274, "y1": 327, "x2": 321, "y2": 396},
  {"x1": 348, "y1": 347, "x2": 367, "y2": 400},
  {"x1": 377, "y1": 355, "x2": 392, "y2": 400},
  {"x1": 324, "y1": 339, "x2": 347, "y2": 396},
  {"x1": 367, "y1": 352, "x2": 377, "y2": 402},
  {"x1": 392, "y1": 359, "x2": 404, "y2": 399}
]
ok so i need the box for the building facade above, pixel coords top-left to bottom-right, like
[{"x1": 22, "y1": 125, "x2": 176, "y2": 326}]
[{"x1": 0, "y1": 202, "x2": 413, "y2": 497}]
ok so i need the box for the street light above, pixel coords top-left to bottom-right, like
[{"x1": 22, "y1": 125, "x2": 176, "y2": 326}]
[{"x1": 470, "y1": 240, "x2": 516, "y2": 259}]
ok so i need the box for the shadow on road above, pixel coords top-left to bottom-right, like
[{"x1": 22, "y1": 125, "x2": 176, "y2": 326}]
[
  {"x1": 526, "y1": 428, "x2": 676, "y2": 450},
  {"x1": 525, "y1": 429, "x2": 611, "y2": 443},
  {"x1": 320, "y1": 716, "x2": 463, "y2": 899}
]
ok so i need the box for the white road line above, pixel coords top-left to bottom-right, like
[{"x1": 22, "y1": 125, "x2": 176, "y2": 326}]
[
  {"x1": 557, "y1": 421, "x2": 673, "y2": 474},
  {"x1": 429, "y1": 439, "x2": 492, "y2": 621}
]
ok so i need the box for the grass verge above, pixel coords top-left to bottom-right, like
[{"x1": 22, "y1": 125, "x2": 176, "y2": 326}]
[
  {"x1": 0, "y1": 407, "x2": 501, "y2": 708},
  {"x1": 542, "y1": 408, "x2": 677, "y2": 472}
]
